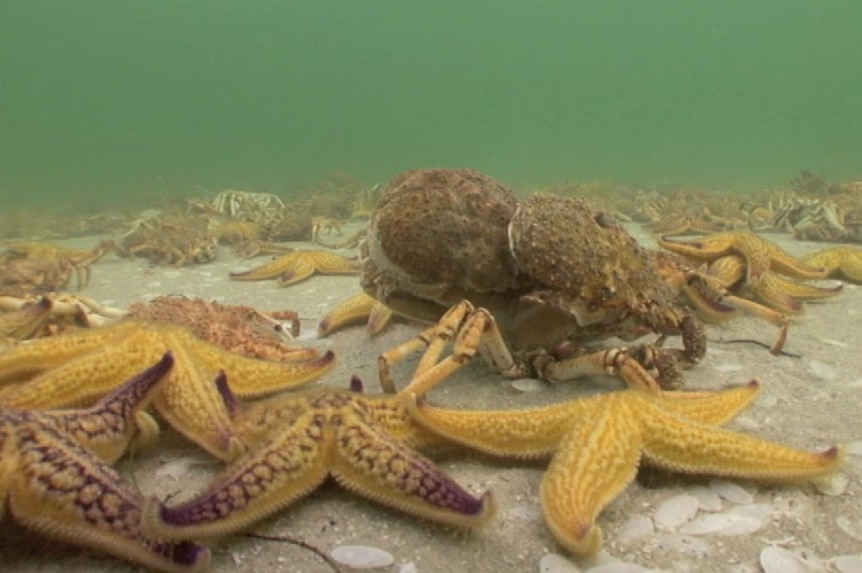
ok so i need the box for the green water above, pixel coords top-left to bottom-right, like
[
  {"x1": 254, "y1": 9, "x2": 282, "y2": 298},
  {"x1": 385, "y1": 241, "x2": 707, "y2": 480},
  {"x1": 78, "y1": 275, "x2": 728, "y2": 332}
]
[{"x1": 2, "y1": 1, "x2": 860, "y2": 208}]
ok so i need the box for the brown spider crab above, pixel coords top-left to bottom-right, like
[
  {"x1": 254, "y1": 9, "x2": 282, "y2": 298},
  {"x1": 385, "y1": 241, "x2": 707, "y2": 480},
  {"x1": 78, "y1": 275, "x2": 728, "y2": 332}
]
[{"x1": 359, "y1": 168, "x2": 705, "y2": 391}]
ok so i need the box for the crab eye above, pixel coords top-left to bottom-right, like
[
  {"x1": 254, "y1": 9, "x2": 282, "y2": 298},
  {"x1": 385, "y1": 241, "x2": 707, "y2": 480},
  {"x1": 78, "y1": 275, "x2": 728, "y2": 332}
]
[{"x1": 600, "y1": 285, "x2": 616, "y2": 299}]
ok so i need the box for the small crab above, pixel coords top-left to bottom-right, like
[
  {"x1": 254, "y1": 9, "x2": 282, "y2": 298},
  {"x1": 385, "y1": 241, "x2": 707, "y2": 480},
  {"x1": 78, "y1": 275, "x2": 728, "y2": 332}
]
[{"x1": 360, "y1": 168, "x2": 705, "y2": 390}]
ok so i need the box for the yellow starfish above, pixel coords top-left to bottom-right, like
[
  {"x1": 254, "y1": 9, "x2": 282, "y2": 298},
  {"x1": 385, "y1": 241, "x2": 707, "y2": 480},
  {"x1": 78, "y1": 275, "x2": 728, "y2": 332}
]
[
  {"x1": 658, "y1": 231, "x2": 828, "y2": 285},
  {"x1": 801, "y1": 246, "x2": 862, "y2": 283},
  {"x1": 404, "y1": 382, "x2": 843, "y2": 557},
  {"x1": 1, "y1": 353, "x2": 211, "y2": 573},
  {"x1": 229, "y1": 249, "x2": 360, "y2": 286},
  {"x1": 0, "y1": 320, "x2": 335, "y2": 461},
  {"x1": 141, "y1": 375, "x2": 494, "y2": 540},
  {"x1": 704, "y1": 254, "x2": 842, "y2": 315}
]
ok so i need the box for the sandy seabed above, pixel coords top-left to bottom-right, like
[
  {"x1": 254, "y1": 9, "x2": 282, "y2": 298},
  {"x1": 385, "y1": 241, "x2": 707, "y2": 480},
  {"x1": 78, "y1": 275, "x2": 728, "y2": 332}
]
[{"x1": 1, "y1": 224, "x2": 860, "y2": 573}]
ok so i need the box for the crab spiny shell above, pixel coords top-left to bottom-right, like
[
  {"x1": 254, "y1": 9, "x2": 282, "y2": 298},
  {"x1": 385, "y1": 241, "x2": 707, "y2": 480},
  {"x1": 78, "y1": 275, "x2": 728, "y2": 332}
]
[{"x1": 364, "y1": 168, "x2": 524, "y2": 302}]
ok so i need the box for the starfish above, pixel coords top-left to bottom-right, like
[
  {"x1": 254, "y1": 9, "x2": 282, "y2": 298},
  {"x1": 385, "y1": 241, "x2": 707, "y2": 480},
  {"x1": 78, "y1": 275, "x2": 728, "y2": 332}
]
[
  {"x1": 703, "y1": 254, "x2": 842, "y2": 315},
  {"x1": 403, "y1": 382, "x2": 843, "y2": 557},
  {"x1": 141, "y1": 375, "x2": 494, "y2": 541},
  {"x1": 229, "y1": 249, "x2": 360, "y2": 286},
  {"x1": 658, "y1": 231, "x2": 828, "y2": 285},
  {"x1": 0, "y1": 319, "x2": 335, "y2": 461},
  {"x1": 801, "y1": 246, "x2": 862, "y2": 283},
  {"x1": 1, "y1": 352, "x2": 211, "y2": 573}
]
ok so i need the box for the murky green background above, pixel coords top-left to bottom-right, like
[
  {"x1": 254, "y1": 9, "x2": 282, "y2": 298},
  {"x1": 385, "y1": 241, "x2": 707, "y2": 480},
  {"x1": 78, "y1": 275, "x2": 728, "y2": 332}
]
[{"x1": 2, "y1": 1, "x2": 860, "y2": 207}]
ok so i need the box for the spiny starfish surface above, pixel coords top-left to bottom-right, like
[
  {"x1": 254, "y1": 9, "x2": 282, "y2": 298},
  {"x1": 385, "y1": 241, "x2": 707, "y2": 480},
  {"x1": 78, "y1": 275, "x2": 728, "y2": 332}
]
[
  {"x1": 0, "y1": 319, "x2": 335, "y2": 461},
  {"x1": 658, "y1": 231, "x2": 828, "y2": 285},
  {"x1": 405, "y1": 382, "x2": 843, "y2": 557},
  {"x1": 229, "y1": 249, "x2": 360, "y2": 286},
  {"x1": 142, "y1": 375, "x2": 493, "y2": 541},
  {"x1": 0, "y1": 353, "x2": 211, "y2": 573}
]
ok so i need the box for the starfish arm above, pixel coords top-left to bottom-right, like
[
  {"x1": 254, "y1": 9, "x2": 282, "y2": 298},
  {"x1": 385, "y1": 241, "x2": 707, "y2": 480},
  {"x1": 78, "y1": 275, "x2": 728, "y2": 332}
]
[
  {"x1": 276, "y1": 256, "x2": 316, "y2": 286},
  {"x1": 278, "y1": 252, "x2": 360, "y2": 286},
  {"x1": 658, "y1": 233, "x2": 734, "y2": 260},
  {"x1": 836, "y1": 250, "x2": 862, "y2": 281},
  {"x1": 332, "y1": 411, "x2": 494, "y2": 528},
  {"x1": 705, "y1": 255, "x2": 747, "y2": 288},
  {"x1": 143, "y1": 411, "x2": 328, "y2": 540},
  {"x1": 47, "y1": 352, "x2": 174, "y2": 463},
  {"x1": 540, "y1": 395, "x2": 643, "y2": 558},
  {"x1": 657, "y1": 381, "x2": 762, "y2": 425},
  {"x1": 639, "y1": 399, "x2": 844, "y2": 480},
  {"x1": 406, "y1": 394, "x2": 586, "y2": 459},
  {"x1": 767, "y1": 273, "x2": 843, "y2": 300},
  {"x1": 184, "y1": 332, "x2": 335, "y2": 396},
  {"x1": 736, "y1": 234, "x2": 773, "y2": 283},
  {"x1": 8, "y1": 414, "x2": 211, "y2": 573},
  {"x1": 766, "y1": 247, "x2": 828, "y2": 280},
  {"x1": 802, "y1": 247, "x2": 862, "y2": 282},
  {"x1": 367, "y1": 300, "x2": 395, "y2": 335},
  {"x1": 317, "y1": 291, "x2": 377, "y2": 336},
  {"x1": 229, "y1": 253, "x2": 297, "y2": 281},
  {"x1": 152, "y1": 342, "x2": 246, "y2": 461},
  {"x1": 0, "y1": 321, "x2": 140, "y2": 386},
  {"x1": 0, "y1": 331, "x2": 168, "y2": 409}
]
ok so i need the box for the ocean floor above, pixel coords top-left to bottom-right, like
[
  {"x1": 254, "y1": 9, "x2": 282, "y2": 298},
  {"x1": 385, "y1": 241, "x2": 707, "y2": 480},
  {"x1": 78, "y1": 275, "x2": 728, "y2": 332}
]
[{"x1": 1, "y1": 224, "x2": 861, "y2": 573}]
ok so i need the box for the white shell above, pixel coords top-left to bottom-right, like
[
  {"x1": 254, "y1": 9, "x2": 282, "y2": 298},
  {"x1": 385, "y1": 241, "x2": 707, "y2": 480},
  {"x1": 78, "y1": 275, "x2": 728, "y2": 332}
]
[
  {"x1": 686, "y1": 485, "x2": 722, "y2": 511},
  {"x1": 807, "y1": 359, "x2": 838, "y2": 381},
  {"x1": 678, "y1": 512, "x2": 762, "y2": 536},
  {"x1": 759, "y1": 547, "x2": 811, "y2": 573},
  {"x1": 330, "y1": 545, "x2": 395, "y2": 569},
  {"x1": 654, "y1": 494, "x2": 699, "y2": 530},
  {"x1": 584, "y1": 562, "x2": 649, "y2": 573},
  {"x1": 615, "y1": 515, "x2": 654, "y2": 543},
  {"x1": 708, "y1": 479, "x2": 753, "y2": 504},
  {"x1": 712, "y1": 363, "x2": 743, "y2": 372},
  {"x1": 813, "y1": 472, "x2": 849, "y2": 496},
  {"x1": 539, "y1": 553, "x2": 581, "y2": 573},
  {"x1": 511, "y1": 378, "x2": 547, "y2": 392}
]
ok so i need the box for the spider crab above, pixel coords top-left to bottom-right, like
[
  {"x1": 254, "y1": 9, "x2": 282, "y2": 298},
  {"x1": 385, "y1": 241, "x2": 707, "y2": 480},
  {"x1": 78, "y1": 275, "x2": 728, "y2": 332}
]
[{"x1": 360, "y1": 168, "x2": 706, "y2": 391}]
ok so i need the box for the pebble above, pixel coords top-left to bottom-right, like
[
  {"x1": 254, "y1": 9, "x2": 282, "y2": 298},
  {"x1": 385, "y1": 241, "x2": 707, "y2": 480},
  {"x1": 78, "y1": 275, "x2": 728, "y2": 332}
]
[
  {"x1": 539, "y1": 553, "x2": 581, "y2": 573},
  {"x1": 708, "y1": 479, "x2": 753, "y2": 504},
  {"x1": 678, "y1": 512, "x2": 762, "y2": 536},
  {"x1": 832, "y1": 555, "x2": 862, "y2": 573},
  {"x1": 654, "y1": 494, "x2": 699, "y2": 530},
  {"x1": 759, "y1": 547, "x2": 811, "y2": 573},
  {"x1": 808, "y1": 359, "x2": 838, "y2": 381},
  {"x1": 330, "y1": 545, "x2": 394, "y2": 569},
  {"x1": 398, "y1": 562, "x2": 418, "y2": 573}
]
